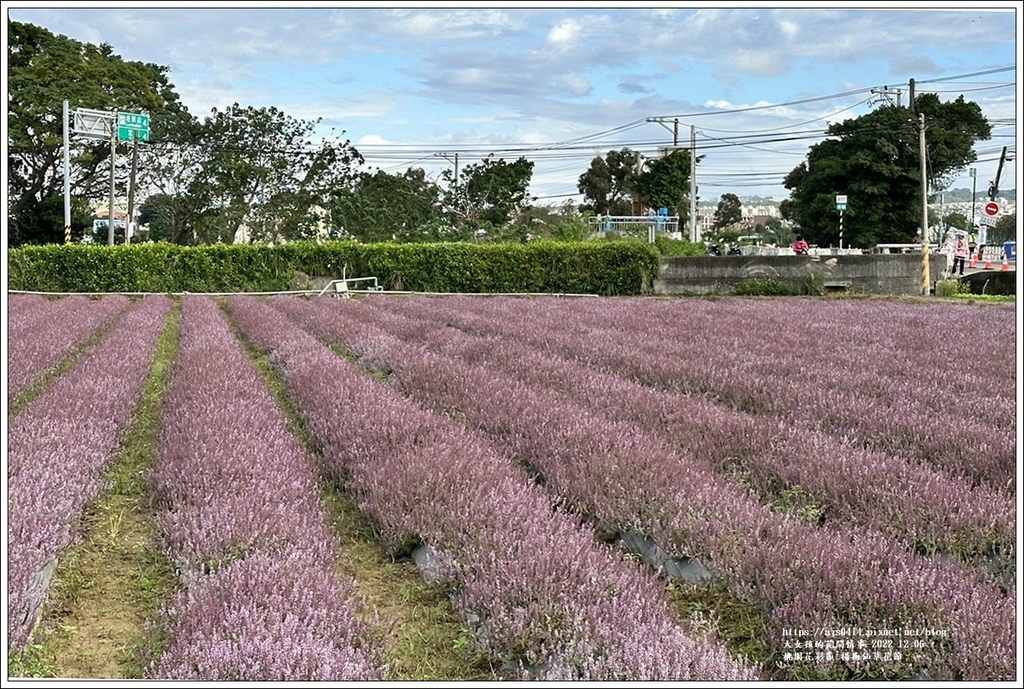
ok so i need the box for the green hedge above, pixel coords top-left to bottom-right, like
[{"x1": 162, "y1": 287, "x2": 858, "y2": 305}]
[{"x1": 7, "y1": 240, "x2": 659, "y2": 296}]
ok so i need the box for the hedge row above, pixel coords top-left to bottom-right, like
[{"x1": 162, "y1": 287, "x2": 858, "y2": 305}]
[{"x1": 7, "y1": 240, "x2": 661, "y2": 296}]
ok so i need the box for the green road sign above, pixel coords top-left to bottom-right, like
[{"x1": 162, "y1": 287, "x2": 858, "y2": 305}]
[{"x1": 117, "y1": 112, "x2": 149, "y2": 141}]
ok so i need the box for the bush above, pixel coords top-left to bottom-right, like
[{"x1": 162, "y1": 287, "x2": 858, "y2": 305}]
[
  {"x1": 935, "y1": 279, "x2": 970, "y2": 298},
  {"x1": 8, "y1": 240, "x2": 659, "y2": 296},
  {"x1": 733, "y1": 277, "x2": 794, "y2": 296}
]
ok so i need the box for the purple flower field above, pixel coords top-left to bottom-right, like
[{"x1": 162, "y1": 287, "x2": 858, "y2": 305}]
[
  {"x1": 8, "y1": 295, "x2": 170, "y2": 649},
  {"x1": 7, "y1": 294, "x2": 130, "y2": 401},
  {"x1": 6, "y1": 292, "x2": 1017, "y2": 681}
]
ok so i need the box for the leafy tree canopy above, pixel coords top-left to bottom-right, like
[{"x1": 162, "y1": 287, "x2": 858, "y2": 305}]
[
  {"x1": 7, "y1": 20, "x2": 190, "y2": 245},
  {"x1": 783, "y1": 93, "x2": 990, "y2": 248},
  {"x1": 712, "y1": 192, "x2": 744, "y2": 230},
  {"x1": 577, "y1": 148, "x2": 641, "y2": 216},
  {"x1": 331, "y1": 167, "x2": 445, "y2": 243},
  {"x1": 634, "y1": 149, "x2": 697, "y2": 218},
  {"x1": 460, "y1": 155, "x2": 535, "y2": 228},
  {"x1": 135, "y1": 103, "x2": 363, "y2": 244}
]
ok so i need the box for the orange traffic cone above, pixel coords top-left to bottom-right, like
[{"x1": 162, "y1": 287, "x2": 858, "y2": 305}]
[
  {"x1": 968, "y1": 252, "x2": 977, "y2": 268},
  {"x1": 1001, "y1": 255, "x2": 1009, "y2": 271},
  {"x1": 984, "y1": 252, "x2": 993, "y2": 270}
]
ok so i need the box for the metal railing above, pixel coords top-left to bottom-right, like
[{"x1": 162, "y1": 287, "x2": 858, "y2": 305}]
[{"x1": 589, "y1": 215, "x2": 680, "y2": 243}]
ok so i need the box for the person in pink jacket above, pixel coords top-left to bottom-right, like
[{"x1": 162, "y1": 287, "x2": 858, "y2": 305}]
[
  {"x1": 791, "y1": 236, "x2": 809, "y2": 255},
  {"x1": 952, "y1": 233, "x2": 969, "y2": 276}
]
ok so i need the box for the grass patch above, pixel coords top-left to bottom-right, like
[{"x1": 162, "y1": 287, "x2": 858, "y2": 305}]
[
  {"x1": 667, "y1": 580, "x2": 775, "y2": 670},
  {"x1": 19, "y1": 299, "x2": 182, "y2": 679},
  {"x1": 221, "y1": 297, "x2": 499, "y2": 681}
]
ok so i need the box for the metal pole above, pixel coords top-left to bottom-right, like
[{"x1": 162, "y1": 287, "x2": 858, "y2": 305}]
[
  {"x1": 689, "y1": 124, "x2": 697, "y2": 243},
  {"x1": 969, "y1": 168, "x2": 976, "y2": 229},
  {"x1": 108, "y1": 113, "x2": 116, "y2": 246},
  {"x1": 839, "y1": 211, "x2": 844, "y2": 250},
  {"x1": 63, "y1": 100, "x2": 71, "y2": 244},
  {"x1": 127, "y1": 134, "x2": 139, "y2": 245},
  {"x1": 919, "y1": 113, "x2": 929, "y2": 295}
]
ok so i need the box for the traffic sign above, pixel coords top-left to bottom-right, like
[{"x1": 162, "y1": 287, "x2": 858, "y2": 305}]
[
  {"x1": 117, "y1": 112, "x2": 149, "y2": 142},
  {"x1": 983, "y1": 201, "x2": 999, "y2": 216},
  {"x1": 835, "y1": 194, "x2": 847, "y2": 211}
]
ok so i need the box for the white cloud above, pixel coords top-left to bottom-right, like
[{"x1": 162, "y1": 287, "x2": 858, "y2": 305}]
[
  {"x1": 731, "y1": 49, "x2": 788, "y2": 77},
  {"x1": 559, "y1": 74, "x2": 592, "y2": 97},
  {"x1": 779, "y1": 19, "x2": 800, "y2": 39},
  {"x1": 546, "y1": 19, "x2": 581, "y2": 49},
  {"x1": 369, "y1": 9, "x2": 521, "y2": 40},
  {"x1": 356, "y1": 134, "x2": 391, "y2": 146}
]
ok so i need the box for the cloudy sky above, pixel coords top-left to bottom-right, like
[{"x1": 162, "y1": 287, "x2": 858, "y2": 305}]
[{"x1": 5, "y1": 2, "x2": 1019, "y2": 205}]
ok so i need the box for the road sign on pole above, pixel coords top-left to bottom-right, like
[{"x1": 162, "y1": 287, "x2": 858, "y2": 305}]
[
  {"x1": 835, "y1": 194, "x2": 847, "y2": 211},
  {"x1": 117, "y1": 112, "x2": 149, "y2": 141},
  {"x1": 73, "y1": 108, "x2": 114, "y2": 139},
  {"x1": 983, "y1": 201, "x2": 999, "y2": 217}
]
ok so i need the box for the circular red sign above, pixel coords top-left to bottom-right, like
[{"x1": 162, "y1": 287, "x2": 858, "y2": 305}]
[{"x1": 984, "y1": 202, "x2": 999, "y2": 216}]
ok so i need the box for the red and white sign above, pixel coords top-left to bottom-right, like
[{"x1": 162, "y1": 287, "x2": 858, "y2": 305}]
[{"x1": 984, "y1": 201, "x2": 1000, "y2": 216}]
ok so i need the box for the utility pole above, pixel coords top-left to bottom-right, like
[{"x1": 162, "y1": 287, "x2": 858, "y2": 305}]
[
  {"x1": 869, "y1": 85, "x2": 902, "y2": 107},
  {"x1": 126, "y1": 134, "x2": 140, "y2": 244},
  {"x1": 919, "y1": 113, "x2": 929, "y2": 295},
  {"x1": 63, "y1": 100, "x2": 71, "y2": 244},
  {"x1": 988, "y1": 146, "x2": 1008, "y2": 200},
  {"x1": 690, "y1": 124, "x2": 698, "y2": 243},
  {"x1": 109, "y1": 113, "x2": 117, "y2": 246},
  {"x1": 435, "y1": 152, "x2": 459, "y2": 193},
  {"x1": 969, "y1": 167, "x2": 977, "y2": 230},
  {"x1": 646, "y1": 117, "x2": 679, "y2": 147}
]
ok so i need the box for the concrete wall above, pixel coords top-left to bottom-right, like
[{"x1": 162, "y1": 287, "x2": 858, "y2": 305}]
[{"x1": 654, "y1": 253, "x2": 949, "y2": 296}]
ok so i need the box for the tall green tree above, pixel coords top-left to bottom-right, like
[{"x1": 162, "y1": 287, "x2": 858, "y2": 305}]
[
  {"x1": 712, "y1": 193, "x2": 744, "y2": 230},
  {"x1": 577, "y1": 148, "x2": 641, "y2": 215},
  {"x1": 196, "y1": 104, "x2": 363, "y2": 243},
  {"x1": 331, "y1": 167, "x2": 445, "y2": 243},
  {"x1": 633, "y1": 149, "x2": 696, "y2": 219},
  {"x1": 136, "y1": 112, "x2": 224, "y2": 244},
  {"x1": 783, "y1": 94, "x2": 990, "y2": 248},
  {"x1": 7, "y1": 20, "x2": 189, "y2": 245},
  {"x1": 988, "y1": 213, "x2": 1016, "y2": 247},
  {"x1": 459, "y1": 155, "x2": 535, "y2": 229}
]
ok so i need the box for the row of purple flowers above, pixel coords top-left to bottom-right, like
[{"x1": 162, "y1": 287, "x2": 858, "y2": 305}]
[
  {"x1": 225, "y1": 294, "x2": 758, "y2": 681},
  {"x1": 7, "y1": 295, "x2": 171, "y2": 651},
  {"x1": 421, "y1": 296, "x2": 1015, "y2": 494},
  {"x1": 7, "y1": 294, "x2": 130, "y2": 402},
  {"x1": 362, "y1": 295, "x2": 1014, "y2": 569},
  {"x1": 145, "y1": 296, "x2": 382, "y2": 680},
  {"x1": 264, "y1": 295, "x2": 1014, "y2": 681}
]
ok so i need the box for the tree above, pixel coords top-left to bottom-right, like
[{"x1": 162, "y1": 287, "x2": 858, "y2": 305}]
[
  {"x1": 634, "y1": 149, "x2": 695, "y2": 218},
  {"x1": 7, "y1": 20, "x2": 190, "y2": 245},
  {"x1": 577, "y1": 148, "x2": 641, "y2": 215},
  {"x1": 459, "y1": 155, "x2": 535, "y2": 229},
  {"x1": 331, "y1": 167, "x2": 445, "y2": 243},
  {"x1": 757, "y1": 216, "x2": 796, "y2": 247},
  {"x1": 136, "y1": 113, "x2": 223, "y2": 244},
  {"x1": 988, "y1": 213, "x2": 1016, "y2": 247},
  {"x1": 193, "y1": 104, "x2": 363, "y2": 243},
  {"x1": 783, "y1": 94, "x2": 990, "y2": 248},
  {"x1": 712, "y1": 193, "x2": 744, "y2": 230}
]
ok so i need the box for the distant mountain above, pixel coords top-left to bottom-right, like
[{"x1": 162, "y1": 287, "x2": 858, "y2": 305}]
[
  {"x1": 932, "y1": 187, "x2": 1016, "y2": 203},
  {"x1": 731, "y1": 189, "x2": 1016, "y2": 206}
]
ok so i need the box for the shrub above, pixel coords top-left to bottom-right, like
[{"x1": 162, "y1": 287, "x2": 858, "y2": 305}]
[{"x1": 733, "y1": 276, "x2": 793, "y2": 296}]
